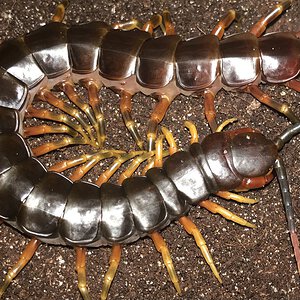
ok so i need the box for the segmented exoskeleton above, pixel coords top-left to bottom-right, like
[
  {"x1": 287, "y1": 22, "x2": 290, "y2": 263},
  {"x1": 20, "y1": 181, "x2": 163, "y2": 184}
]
[{"x1": 0, "y1": 1, "x2": 299, "y2": 299}]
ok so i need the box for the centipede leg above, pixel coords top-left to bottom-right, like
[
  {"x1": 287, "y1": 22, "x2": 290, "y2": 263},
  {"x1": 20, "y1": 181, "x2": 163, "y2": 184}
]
[
  {"x1": 203, "y1": 90, "x2": 218, "y2": 132},
  {"x1": 211, "y1": 10, "x2": 236, "y2": 39},
  {"x1": 147, "y1": 94, "x2": 172, "y2": 151},
  {"x1": 120, "y1": 90, "x2": 144, "y2": 149},
  {"x1": 0, "y1": 238, "x2": 41, "y2": 297},
  {"x1": 245, "y1": 85, "x2": 299, "y2": 123},
  {"x1": 150, "y1": 232, "x2": 181, "y2": 295},
  {"x1": 76, "y1": 247, "x2": 91, "y2": 300},
  {"x1": 162, "y1": 11, "x2": 176, "y2": 35},
  {"x1": 179, "y1": 216, "x2": 222, "y2": 283},
  {"x1": 216, "y1": 191, "x2": 258, "y2": 204},
  {"x1": 236, "y1": 173, "x2": 274, "y2": 191},
  {"x1": 286, "y1": 79, "x2": 300, "y2": 92},
  {"x1": 249, "y1": 0, "x2": 291, "y2": 37},
  {"x1": 51, "y1": 1, "x2": 69, "y2": 23},
  {"x1": 200, "y1": 200, "x2": 256, "y2": 228},
  {"x1": 101, "y1": 244, "x2": 121, "y2": 300}
]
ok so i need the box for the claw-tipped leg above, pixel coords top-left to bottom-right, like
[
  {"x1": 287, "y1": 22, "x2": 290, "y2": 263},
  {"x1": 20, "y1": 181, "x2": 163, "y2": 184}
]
[
  {"x1": 150, "y1": 231, "x2": 181, "y2": 295},
  {"x1": 101, "y1": 244, "x2": 122, "y2": 300},
  {"x1": 179, "y1": 216, "x2": 222, "y2": 283},
  {"x1": 0, "y1": 238, "x2": 41, "y2": 298},
  {"x1": 76, "y1": 247, "x2": 91, "y2": 300}
]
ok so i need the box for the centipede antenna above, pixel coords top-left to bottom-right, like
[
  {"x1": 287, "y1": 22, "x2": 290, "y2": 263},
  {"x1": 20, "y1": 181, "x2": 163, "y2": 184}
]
[
  {"x1": 150, "y1": 232, "x2": 182, "y2": 295},
  {"x1": 200, "y1": 200, "x2": 256, "y2": 228},
  {"x1": 75, "y1": 247, "x2": 91, "y2": 300},
  {"x1": 216, "y1": 191, "x2": 258, "y2": 204},
  {"x1": 179, "y1": 216, "x2": 222, "y2": 283},
  {"x1": 184, "y1": 121, "x2": 199, "y2": 144},
  {"x1": 275, "y1": 123, "x2": 300, "y2": 150},
  {"x1": 0, "y1": 238, "x2": 41, "y2": 297},
  {"x1": 274, "y1": 157, "x2": 300, "y2": 275},
  {"x1": 101, "y1": 244, "x2": 121, "y2": 300}
]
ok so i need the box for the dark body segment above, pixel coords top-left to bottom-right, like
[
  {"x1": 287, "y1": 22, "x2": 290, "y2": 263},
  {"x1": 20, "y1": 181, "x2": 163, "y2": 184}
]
[
  {"x1": 0, "y1": 68, "x2": 28, "y2": 110},
  {"x1": 137, "y1": 35, "x2": 181, "y2": 88},
  {"x1": 99, "y1": 29, "x2": 150, "y2": 80},
  {"x1": 17, "y1": 172, "x2": 72, "y2": 238},
  {"x1": 175, "y1": 35, "x2": 220, "y2": 90},
  {"x1": 100, "y1": 183, "x2": 137, "y2": 243},
  {"x1": 60, "y1": 181, "x2": 101, "y2": 245},
  {"x1": 146, "y1": 167, "x2": 189, "y2": 217},
  {"x1": 0, "y1": 107, "x2": 19, "y2": 133},
  {"x1": 220, "y1": 33, "x2": 261, "y2": 87},
  {"x1": 123, "y1": 177, "x2": 169, "y2": 232},
  {"x1": 0, "y1": 134, "x2": 30, "y2": 175},
  {"x1": 0, "y1": 38, "x2": 45, "y2": 88},
  {"x1": 0, "y1": 158, "x2": 46, "y2": 220},
  {"x1": 25, "y1": 22, "x2": 70, "y2": 78},
  {"x1": 163, "y1": 151, "x2": 210, "y2": 205},
  {"x1": 200, "y1": 132, "x2": 242, "y2": 190},
  {"x1": 259, "y1": 32, "x2": 300, "y2": 83},
  {"x1": 67, "y1": 21, "x2": 111, "y2": 74}
]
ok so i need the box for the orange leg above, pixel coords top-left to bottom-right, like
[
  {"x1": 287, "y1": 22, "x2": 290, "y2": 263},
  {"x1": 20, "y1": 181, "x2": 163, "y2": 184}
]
[
  {"x1": 80, "y1": 79, "x2": 106, "y2": 146},
  {"x1": 51, "y1": 0, "x2": 69, "y2": 22},
  {"x1": 120, "y1": 90, "x2": 144, "y2": 150},
  {"x1": 286, "y1": 79, "x2": 300, "y2": 92},
  {"x1": 179, "y1": 216, "x2": 222, "y2": 283},
  {"x1": 23, "y1": 124, "x2": 77, "y2": 138},
  {"x1": 147, "y1": 94, "x2": 172, "y2": 151},
  {"x1": 75, "y1": 247, "x2": 91, "y2": 300},
  {"x1": 184, "y1": 121, "x2": 199, "y2": 144},
  {"x1": 203, "y1": 90, "x2": 218, "y2": 132},
  {"x1": 200, "y1": 200, "x2": 256, "y2": 228},
  {"x1": 150, "y1": 232, "x2": 181, "y2": 294},
  {"x1": 0, "y1": 238, "x2": 41, "y2": 297},
  {"x1": 245, "y1": 85, "x2": 299, "y2": 123},
  {"x1": 216, "y1": 191, "x2": 258, "y2": 204},
  {"x1": 211, "y1": 10, "x2": 236, "y2": 39},
  {"x1": 101, "y1": 244, "x2": 121, "y2": 300},
  {"x1": 249, "y1": 0, "x2": 291, "y2": 37}
]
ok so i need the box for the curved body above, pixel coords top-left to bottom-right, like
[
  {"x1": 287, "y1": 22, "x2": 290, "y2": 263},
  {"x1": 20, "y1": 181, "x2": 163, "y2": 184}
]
[
  {"x1": 0, "y1": 105, "x2": 277, "y2": 246},
  {"x1": 0, "y1": 22, "x2": 299, "y2": 113}
]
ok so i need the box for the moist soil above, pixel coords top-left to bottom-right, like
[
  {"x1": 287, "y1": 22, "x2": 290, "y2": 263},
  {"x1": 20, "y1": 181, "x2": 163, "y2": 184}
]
[{"x1": 0, "y1": 0, "x2": 299, "y2": 299}]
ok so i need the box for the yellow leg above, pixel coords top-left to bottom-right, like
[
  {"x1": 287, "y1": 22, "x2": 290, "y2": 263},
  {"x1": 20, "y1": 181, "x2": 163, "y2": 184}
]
[
  {"x1": 184, "y1": 121, "x2": 199, "y2": 144},
  {"x1": 101, "y1": 244, "x2": 121, "y2": 300},
  {"x1": 51, "y1": 1, "x2": 69, "y2": 22},
  {"x1": 200, "y1": 200, "x2": 256, "y2": 228},
  {"x1": 76, "y1": 247, "x2": 91, "y2": 300},
  {"x1": 150, "y1": 232, "x2": 181, "y2": 295},
  {"x1": 216, "y1": 191, "x2": 258, "y2": 204},
  {"x1": 179, "y1": 216, "x2": 222, "y2": 283},
  {"x1": 0, "y1": 238, "x2": 41, "y2": 297}
]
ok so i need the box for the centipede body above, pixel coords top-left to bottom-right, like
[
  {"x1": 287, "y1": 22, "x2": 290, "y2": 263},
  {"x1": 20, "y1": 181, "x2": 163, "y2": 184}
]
[{"x1": 0, "y1": 0, "x2": 299, "y2": 299}]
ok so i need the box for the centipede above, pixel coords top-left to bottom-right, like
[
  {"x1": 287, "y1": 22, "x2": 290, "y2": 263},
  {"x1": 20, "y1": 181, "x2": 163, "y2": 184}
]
[{"x1": 1, "y1": 1, "x2": 298, "y2": 299}]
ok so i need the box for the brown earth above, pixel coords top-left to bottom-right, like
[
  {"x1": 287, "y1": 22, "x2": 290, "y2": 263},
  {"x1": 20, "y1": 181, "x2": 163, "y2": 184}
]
[{"x1": 0, "y1": 0, "x2": 299, "y2": 299}]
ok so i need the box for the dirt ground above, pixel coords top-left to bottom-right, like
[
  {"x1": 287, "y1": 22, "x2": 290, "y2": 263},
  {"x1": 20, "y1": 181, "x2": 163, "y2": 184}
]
[{"x1": 0, "y1": 0, "x2": 299, "y2": 299}]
